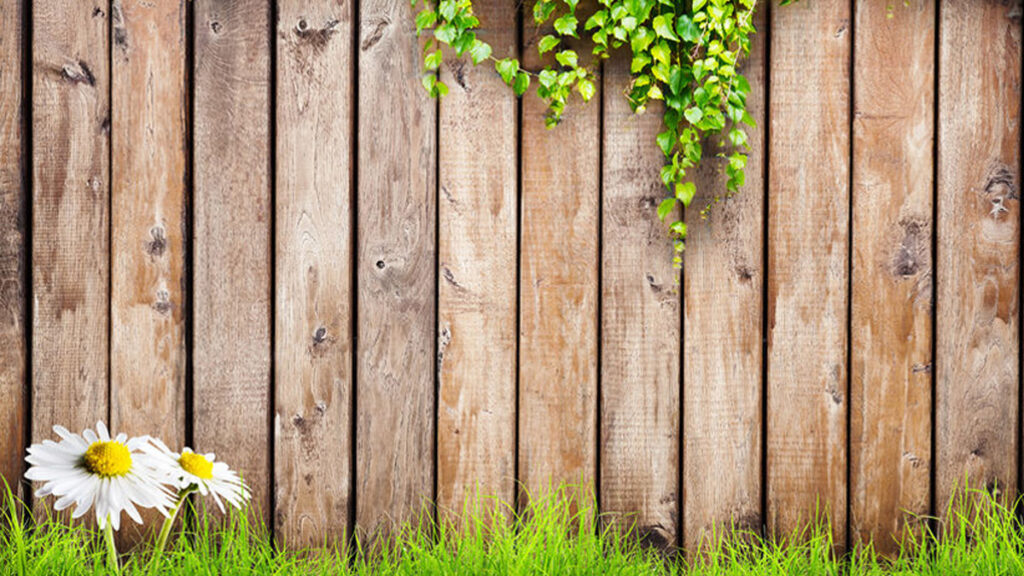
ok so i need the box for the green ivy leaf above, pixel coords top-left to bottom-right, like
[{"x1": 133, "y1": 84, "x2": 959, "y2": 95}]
[
  {"x1": 438, "y1": 0, "x2": 457, "y2": 21},
  {"x1": 555, "y1": 50, "x2": 578, "y2": 68},
  {"x1": 656, "y1": 130, "x2": 675, "y2": 157},
  {"x1": 514, "y1": 71, "x2": 531, "y2": 96},
  {"x1": 650, "y1": 41, "x2": 671, "y2": 65},
  {"x1": 496, "y1": 58, "x2": 519, "y2": 84},
  {"x1": 676, "y1": 15, "x2": 700, "y2": 42},
  {"x1": 584, "y1": 10, "x2": 607, "y2": 30},
  {"x1": 533, "y1": 0, "x2": 556, "y2": 24},
  {"x1": 427, "y1": 50, "x2": 445, "y2": 71},
  {"x1": 577, "y1": 78, "x2": 596, "y2": 101},
  {"x1": 675, "y1": 181, "x2": 696, "y2": 207},
  {"x1": 469, "y1": 40, "x2": 492, "y2": 65},
  {"x1": 415, "y1": 9, "x2": 438, "y2": 33},
  {"x1": 553, "y1": 13, "x2": 579, "y2": 37},
  {"x1": 434, "y1": 22, "x2": 457, "y2": 44},
  {"x1": 652, "y1": 15, "x2": 679, "y2": 41},
  {"x1": 538, "y1": 34, "x2": 560, "y2": 54},
  {"x1": 657, "y1": 198, "x2": 677, "y2": 221}
]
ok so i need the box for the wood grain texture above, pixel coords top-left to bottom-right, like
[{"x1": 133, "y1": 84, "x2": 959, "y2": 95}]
[
  {"x1": 436, "y1": 0, "x2": 517, "y2": 524},
  {"x1": 599, "y1": 52, "x2": 679, "y2": 549},
  {"x1": 766, "y1": 0, "x2": 851, "y2": 544},
  {"x1": 518, "y1": 16, "x2": 600, "y2": 501},
  {"x1": 0, "y1": 0, "x2": 25, "y2": 494},
  {"x1": 31, "y1": 0, "x2": 109, "y2": 459},
  {"x1": 849, "y1": 0, "x2": 934, "y2": 553},
  {"x1": 935, "y1": 0, "x2": 1021, "y2": 511},
  {"x1": 193, "y1": 0, "x2": 272, "y2": 519},
  {"x1": 275, "y1": 0, "x2": 354, "y2": 547},
  {"x1": 356, "y1": 0, "x2": 436, "y2": 539},
  {"x1": 110, "y1": 0, "x2": 189, "y2": 544},
  {"x1": 683, "y1": 4, "x2": 766, "y2": 551}
]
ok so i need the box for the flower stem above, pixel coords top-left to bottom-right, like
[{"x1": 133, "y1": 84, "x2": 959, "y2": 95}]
[
  {"x1": 151, "y1": 487, "x2": 194, "y2": 567},
  {"x1": 103, "y1": 517, "x2": 120, "y2": 575}
]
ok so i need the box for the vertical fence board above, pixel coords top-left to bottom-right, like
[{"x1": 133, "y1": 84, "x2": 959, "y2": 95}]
[
  {"x1": 193, "y1": 0, "x2": 272, "y2": 519},
  {"x1": 436, "y1": 0, "x2": 517, "y2": 522},
  {"x1": 849, "y1": 0, "x2": 934, "y2": 552},
  {"x1": 935, "y1": 0, "x2": 1021, "y2": 510},
  {"x1": 518, "y1": 19, "x2": 600, "y2": 501},
  {"x1": 767, "y1": 0, "x2": 851, "y2": 543},
  {"x1": 356, "y1": 0, "x2": 437, "y2": 538},
  {"x1": 599, "y1": 52, "x2": 679, "y2": 548},
  {"x1": 110, "y1": 0, "x2": 189, "y2": 543},
  {"x1": 31, "y1": 0, "x2": 109, "y2": 465},
  {"x1": 274, "y1": 0, "x2": 354, "y2": 546},
  {"x1": 0, "y1": 0, "x2": 25, "y2": 494},
  {"x1": 683, "y1": 4, "x2": 766, "y2": 550}
]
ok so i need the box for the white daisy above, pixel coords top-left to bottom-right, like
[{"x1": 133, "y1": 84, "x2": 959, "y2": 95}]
[
  {"x1": 144, "y1": 437, "x2": 250, "y2": 513},
  {"x1": 25, "y1": 421, "x2": 173, "y2": 530}
]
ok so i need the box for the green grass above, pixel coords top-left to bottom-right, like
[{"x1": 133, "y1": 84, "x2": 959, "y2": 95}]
[{"x1": 4, "y1": 483, "x2": 1024, "y2": 575}]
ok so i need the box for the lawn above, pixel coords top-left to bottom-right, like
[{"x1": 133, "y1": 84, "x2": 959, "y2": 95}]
[{"x1": 4, "y1": 485, "x2": 1024, "y2": 575}]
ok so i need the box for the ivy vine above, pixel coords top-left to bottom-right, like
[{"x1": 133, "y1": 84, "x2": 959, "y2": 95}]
[{"x1": 412, "y1": 0, "x2": 774, "y2": 266}]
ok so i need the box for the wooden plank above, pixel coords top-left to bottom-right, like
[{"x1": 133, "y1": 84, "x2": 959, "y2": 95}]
[
  {"x1": 598, "y1": 52, "x2": 679, "y2": 549},
  {"x1": 518, "y1": 14, "x2": 600, "y2": 502},
  {"x1": 31, "y1": 0, "x2": 109, "y2": 470},
  {"x1": 849, "y1": 0, "x2": 934, "y2": 552},
  {"x1": 109, "y1": 0, "x2": 189, "y2": 544},
  {"x1": 0, "y1": 0, "x2": 25, "y2": 494},
  {"x1": 935, "y1": 0, "x2": 1021, "y2": 512},
  {"x1": 193, "y1": 0, "x2": 272, "y2": 519},
  {"x1": 436, "y1": 0, "x2": 517, "y2": 524},
  {"x1": 766, "y1": 0, "x2": 850, "y2": 543},
  {"x1": 682, "y1": 4, "x2": 766, "y2": 551},
  {"x1": 356, "y1": 0, "x2": 436, "y2": 539},
  {"x1": 274, "y1": 0, "x2": 354, "y2": 547}
]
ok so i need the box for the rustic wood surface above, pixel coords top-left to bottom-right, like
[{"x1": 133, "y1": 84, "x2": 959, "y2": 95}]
[
  {"x1": 935, "y1": 0, "x2": 1021, "y2": 511},
  {"x1": 599, "y1": 51, "x2": 680, "y2": 549},
  {"x1": 682, "y1": 4, "x2": 766, "y2": 551},
  {"x1": 110, "y1": 0, "x2": 189, "y2": 544},
  {"x1": 193, "y1": 0, "x2": 272, "y2": 520},
  {"x1": 0, "y1": 0, "x2": 25, "y2": 498},
  {"x1": 1, "y1": 0, "x2": 1022, "y2": 551},
  {"x1": 849, "y1": 0, "x2": 934, "y2": 554},
  {"x1": 356, "y1": 0, "x2": 437, "y2": 540},
  {"x1": 274, "y1": 0, "x2": 355, "y2": 547},
  {"x1": 436, "y1": 0, "x2": 518, "y2": 524},
  {"x1": 517, "y1": 12, "x2": 600, "y2": 503},
  {"x1": 30, "y1": 0, "x2": 110, "y2": 491},
  {"x1": 767, "y1": 0, "x2": 851, "y2": 544}
]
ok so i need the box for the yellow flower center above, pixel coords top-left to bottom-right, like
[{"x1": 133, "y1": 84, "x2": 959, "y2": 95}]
[
  {"x1": 83, "y1": 441, "x2": 132, "y2": 477},
  {"x1": 179, "y1": 452, "x2": 214, "y2": 480}
]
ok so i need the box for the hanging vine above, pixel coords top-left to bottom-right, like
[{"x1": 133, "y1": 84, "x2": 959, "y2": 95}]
[{"x1": 412, "y1": 0, "x2": 779, "y2": 267}]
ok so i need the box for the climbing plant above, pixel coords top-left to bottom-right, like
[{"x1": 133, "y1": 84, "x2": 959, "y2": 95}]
[{"x1": 413, "y1": 0, "x2": 772, "y2": 268}]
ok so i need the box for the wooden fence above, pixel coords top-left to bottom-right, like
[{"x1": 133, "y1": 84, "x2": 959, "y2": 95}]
[{"x1": 0, "y1": 0, "x2": 1020, "y2": 555}]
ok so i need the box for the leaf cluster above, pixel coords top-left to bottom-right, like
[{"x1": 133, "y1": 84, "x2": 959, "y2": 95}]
[{"x1": 413, "y1": 0, "x2": 760, "y2": 266}]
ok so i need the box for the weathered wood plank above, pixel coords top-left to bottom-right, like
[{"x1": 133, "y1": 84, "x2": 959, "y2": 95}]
[
  {"x1": 110, "y1": 0, "x2": 189, "y2": 544},
  {"x1": 193, "y1": 0, "x2": 272, "y2": 519},
  {"x1": 683, "y1": 4, "x2": 766, "y2": 551},
  {"x1": 356, "y1": 0, "x2": 437, "y2": 539},
  {"x1": 31, "y1": 0, "x2": 109, "y2": 473},
  {"x1": 0, "y1": 0, "x2": 25, "y2": 495},
  {"x1": 599, "y1": 52, "x2": 679, "y2": 549},
  {"x1": 849, "y1": 0, "x2": 934, "y2": 553},
  {"x1": 766, "y1": 0, "x2": 851, "y2": 544},
  {"x1": 935, "y1": 0, "x2": 1021, "y2": 511},
  {"x1": 436, "y1": 0, "x2": 517, "y2": 524},
  {"x1": 518, "y1": 13, "x2": 600, "y2": 502},
  {"x1": 275, "y1": 0, "x2": 354, "y2": 547}
]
